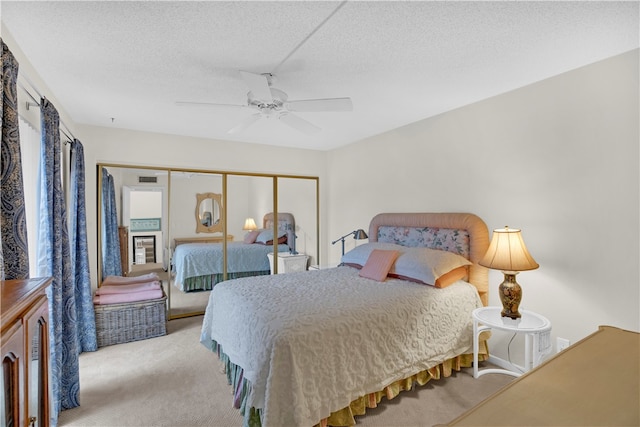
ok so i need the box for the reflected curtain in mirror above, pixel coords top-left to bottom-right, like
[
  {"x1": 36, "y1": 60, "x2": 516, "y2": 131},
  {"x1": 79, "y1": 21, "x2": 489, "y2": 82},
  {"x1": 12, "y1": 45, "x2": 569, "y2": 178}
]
[{"x1": 101, "y1": 168, "x2": 122, "y2": 278}]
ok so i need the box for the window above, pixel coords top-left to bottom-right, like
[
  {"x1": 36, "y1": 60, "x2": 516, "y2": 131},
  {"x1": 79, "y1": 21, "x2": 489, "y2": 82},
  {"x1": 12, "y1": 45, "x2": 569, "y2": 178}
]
[
  {"x1": 18, "y1": 116, "x2": 41, "y2": 278},
  {"x1": 18, "y1": 116, "x2": 71, "y2": 277}
]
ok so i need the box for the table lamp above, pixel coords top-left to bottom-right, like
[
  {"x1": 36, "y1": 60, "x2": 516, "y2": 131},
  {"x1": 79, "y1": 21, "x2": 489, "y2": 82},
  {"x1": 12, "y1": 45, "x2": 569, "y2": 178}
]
[
  {"x1": 242, "y1": 217, "x2": 257, "y2": 231},
  {"x1": 332, "y1": 229, "x2": 368, "y2": 256},
  {"x1": 479, "y1": 226, "x2": 539, "y2": 319}
]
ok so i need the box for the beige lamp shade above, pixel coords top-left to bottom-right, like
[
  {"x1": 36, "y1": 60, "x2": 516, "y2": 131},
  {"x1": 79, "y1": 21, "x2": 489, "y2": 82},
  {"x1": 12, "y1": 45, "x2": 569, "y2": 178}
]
[
  {"x1": 242, "y1": 217, "x2": 257, "y2": 231},
  {"x1": 479, "y1": 227, "x2": 539, "y2": 273}
]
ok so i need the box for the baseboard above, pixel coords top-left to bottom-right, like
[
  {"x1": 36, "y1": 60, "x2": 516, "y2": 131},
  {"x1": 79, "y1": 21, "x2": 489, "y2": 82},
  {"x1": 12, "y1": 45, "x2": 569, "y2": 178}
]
[{"x1": 487, "y1": 355, "x2": 525, "y2": 374}]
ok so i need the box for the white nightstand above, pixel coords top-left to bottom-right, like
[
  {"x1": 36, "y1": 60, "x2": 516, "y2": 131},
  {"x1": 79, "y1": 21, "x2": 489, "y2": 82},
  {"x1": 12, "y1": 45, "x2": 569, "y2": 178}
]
[
  {"x1": 267, "y1": 252, "x2": 309, "y2": 274},
  {"x1": 473, "y1": 306, "x2": 551, "y2": 378},
  {"x1": 308, "y1": 264, "x2": 334, "y2": 271}
]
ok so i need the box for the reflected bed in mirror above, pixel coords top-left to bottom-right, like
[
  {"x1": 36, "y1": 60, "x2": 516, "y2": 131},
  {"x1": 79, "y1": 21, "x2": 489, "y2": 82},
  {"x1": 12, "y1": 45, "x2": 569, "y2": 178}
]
[{"x1": 171, "y1": 213, "x2": 295, "y2": 292}]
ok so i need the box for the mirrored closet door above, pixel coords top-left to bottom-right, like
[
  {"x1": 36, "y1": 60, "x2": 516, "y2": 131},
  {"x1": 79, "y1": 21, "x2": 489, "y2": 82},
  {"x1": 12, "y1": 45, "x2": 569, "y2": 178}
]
[{"x1": 98, "y1": 163, "x2": 319, "y2": 319}]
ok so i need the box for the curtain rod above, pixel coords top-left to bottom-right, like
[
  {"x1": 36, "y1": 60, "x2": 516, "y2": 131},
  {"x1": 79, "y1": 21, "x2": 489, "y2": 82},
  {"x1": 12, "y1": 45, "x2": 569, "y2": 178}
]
[{"x1": 17, "y1": 74, "x2": 75, "y2": 144}]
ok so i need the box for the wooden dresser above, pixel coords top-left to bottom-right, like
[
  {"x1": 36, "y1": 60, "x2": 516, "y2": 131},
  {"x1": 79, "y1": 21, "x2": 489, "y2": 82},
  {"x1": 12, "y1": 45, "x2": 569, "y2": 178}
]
[
  {"x1": 444, "y1": 325, "x2": 639, "y2": 426},
  {"x1": 1, "y1": 277, "x2": 52, "y2": 427}
]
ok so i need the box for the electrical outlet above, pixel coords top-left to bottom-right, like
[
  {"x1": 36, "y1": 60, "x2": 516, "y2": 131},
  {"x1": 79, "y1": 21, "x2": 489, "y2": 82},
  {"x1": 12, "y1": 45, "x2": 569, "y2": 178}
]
[{"x1": 557, "y1": 337, "x2": 571, "y2": 353}]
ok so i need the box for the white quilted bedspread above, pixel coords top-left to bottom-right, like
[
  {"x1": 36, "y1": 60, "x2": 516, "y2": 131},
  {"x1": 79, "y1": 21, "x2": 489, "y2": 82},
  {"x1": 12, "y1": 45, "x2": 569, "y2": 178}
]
[{"x1": 200, "y1": 266, "x2": 482, "y2": 427}]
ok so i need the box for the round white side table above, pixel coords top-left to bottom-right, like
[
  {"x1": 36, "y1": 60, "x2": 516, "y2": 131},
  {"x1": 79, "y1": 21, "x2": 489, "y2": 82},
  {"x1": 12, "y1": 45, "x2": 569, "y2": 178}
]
[{"x1": 473, "y1": 306, "x2": 551, "y2": 378}]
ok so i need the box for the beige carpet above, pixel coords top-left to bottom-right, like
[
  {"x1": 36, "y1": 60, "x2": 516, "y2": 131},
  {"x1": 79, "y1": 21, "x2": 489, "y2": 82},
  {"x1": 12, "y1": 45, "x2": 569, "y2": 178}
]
[
  {"x1": 58, "y1": 316, "x2": 513, "y2": 427},
  {"x1": 167, "y1": 287, "x2": 210, "y2": 318}
]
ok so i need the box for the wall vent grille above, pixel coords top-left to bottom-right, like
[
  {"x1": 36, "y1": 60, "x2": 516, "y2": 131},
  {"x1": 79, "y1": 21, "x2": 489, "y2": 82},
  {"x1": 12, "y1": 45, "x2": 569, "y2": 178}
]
[{"x1": 138, "y1": 176, "x2": 157, "y2": 183}]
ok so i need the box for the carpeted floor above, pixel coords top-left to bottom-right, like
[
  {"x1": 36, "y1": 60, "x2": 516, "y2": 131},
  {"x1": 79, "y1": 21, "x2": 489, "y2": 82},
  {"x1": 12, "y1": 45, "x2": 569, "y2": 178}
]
[{"x1": 58, "y1": 315, "x2": 513, "y2": 427}]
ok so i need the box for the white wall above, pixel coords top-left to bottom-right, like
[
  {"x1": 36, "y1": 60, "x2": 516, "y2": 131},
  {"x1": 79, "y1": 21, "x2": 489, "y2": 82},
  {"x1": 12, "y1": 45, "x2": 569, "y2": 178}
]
[
  {"x1": 327, "y1": 49, "x2": 639, "y2": 363},
  {"x1": 130, "y1": 191, "x2": 162, "y2": 219},
  {"x1": 169, "y1": 172, "x2": 223, "y2": 239}
]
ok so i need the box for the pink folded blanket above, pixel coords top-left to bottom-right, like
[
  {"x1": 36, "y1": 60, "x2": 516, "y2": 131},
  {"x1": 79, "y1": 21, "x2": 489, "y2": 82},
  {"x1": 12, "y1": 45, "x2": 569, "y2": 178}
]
[
  {"x1": 101, "y1": 272, "x2": 160, "y2": 286},
  {"x1": 93, "y1": 289, "x2": 164, "y2": 305},
  {"x1": 95, "y1": 281, "x2": 162, "y2": 295}
]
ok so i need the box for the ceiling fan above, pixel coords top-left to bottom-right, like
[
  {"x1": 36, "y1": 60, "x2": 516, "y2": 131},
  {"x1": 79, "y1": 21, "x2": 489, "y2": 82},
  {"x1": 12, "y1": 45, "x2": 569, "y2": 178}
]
[{"x1": 176, "y1": 71, "x2": 353, "y2": 135}]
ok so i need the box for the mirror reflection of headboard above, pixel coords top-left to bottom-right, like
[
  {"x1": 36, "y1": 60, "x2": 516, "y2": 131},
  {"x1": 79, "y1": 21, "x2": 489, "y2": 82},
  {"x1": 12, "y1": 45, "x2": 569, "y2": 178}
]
[
  {"x1": 263, "y1": 212, "x2": 296, "y2": 253},
  {"x1": 195, "y1": 192, "x2": 223, "y2": 233}
]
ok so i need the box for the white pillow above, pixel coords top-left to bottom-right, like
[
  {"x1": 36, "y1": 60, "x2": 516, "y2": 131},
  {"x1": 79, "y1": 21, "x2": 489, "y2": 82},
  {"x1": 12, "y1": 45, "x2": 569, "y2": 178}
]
[
  {"x1": 389, "y1": 247, "x2": 471, "y2": 288},
  {"x1": 341, "y1": 242, "x2": 405, "y2": 267}
]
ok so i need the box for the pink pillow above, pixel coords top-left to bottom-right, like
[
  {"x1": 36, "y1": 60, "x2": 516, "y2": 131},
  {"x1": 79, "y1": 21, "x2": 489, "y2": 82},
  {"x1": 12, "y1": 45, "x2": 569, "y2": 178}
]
[
  {"x1": 359, "y1": 250, "x2": 400, "y2": 282},
  {"x1": 244, "y1": 230, "x2": 261, "y2": 244}
]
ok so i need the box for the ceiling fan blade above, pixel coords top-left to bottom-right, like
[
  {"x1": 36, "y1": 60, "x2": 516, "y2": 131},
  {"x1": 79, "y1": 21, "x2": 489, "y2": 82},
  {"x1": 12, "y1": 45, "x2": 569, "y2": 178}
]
[
  {"x1": 279, "y1": 112, "x2": 321, "y2": 134},
  {"x1": 175, "y1": 101, "x2": 248, "y2": 110},
  {"x1": 239, "y1": 71, "x2": 273, "y2": 103},
  {"x1": 285, "y1": 97, "x2": 353, "y2": 112},
  {"x1": 227, "y1": 113, "x2": 262, "y2": 134}
]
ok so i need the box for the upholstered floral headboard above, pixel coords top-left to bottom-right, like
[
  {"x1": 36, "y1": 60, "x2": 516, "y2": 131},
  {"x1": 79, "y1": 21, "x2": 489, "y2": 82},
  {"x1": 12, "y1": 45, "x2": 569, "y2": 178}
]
[
  {"x1": 368, "y1": 212, "x2": 490, "y2": 305},
  {"x1": 263, "y1": 212, "x2": 296, "y2": 253}
]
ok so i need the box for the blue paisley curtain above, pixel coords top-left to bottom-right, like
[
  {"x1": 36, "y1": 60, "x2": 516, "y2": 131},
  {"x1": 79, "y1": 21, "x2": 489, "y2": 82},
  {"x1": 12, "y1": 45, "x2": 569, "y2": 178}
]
[
  {"x1": 70, "y1": 139, "x2": 97, "y2": 352},
  {"x1": 38, "y1": 98, "x2": 80, "y2": 425},
  {"x1": 101, "y1": 167, "x2": 122, "y2": 278},
  {"x1": 0, "y1": 39, "x2": 29, "y2": 280}
]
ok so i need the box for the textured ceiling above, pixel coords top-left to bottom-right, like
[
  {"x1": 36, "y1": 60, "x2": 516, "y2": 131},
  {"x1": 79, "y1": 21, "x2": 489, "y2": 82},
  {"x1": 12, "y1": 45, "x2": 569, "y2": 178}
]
[{"x1": 1, "y1": 1, "x2": 638, "y2": 151}]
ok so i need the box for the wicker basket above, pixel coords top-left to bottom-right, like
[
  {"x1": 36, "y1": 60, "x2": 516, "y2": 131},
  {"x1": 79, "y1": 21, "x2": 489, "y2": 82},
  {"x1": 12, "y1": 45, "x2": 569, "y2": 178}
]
[{"x1": 95, "y1": 294, "x2": 167, "y2": 347}]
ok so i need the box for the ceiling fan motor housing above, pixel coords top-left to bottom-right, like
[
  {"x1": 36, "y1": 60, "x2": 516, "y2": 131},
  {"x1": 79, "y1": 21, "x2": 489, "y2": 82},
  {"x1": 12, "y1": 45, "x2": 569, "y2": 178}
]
[{"x1": 248, "y1": 88, "x2": 287, "y2": 116}]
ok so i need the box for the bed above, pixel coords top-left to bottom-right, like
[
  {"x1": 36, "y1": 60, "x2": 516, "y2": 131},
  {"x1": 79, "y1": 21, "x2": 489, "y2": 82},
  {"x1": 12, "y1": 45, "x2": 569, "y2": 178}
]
[
  {"x1": 200, "y1": 212, "x2": 491, "y2": 426},
  {"x1": 172, "y1": 213, "x2": 295, "y2": 292}
]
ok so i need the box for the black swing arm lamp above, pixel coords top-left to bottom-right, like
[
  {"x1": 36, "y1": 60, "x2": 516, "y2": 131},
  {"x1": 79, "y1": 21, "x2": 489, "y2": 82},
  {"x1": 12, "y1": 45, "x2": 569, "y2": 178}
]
[{"x1": 332, "y1": 229, "x2": 368, "y2": 256}]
